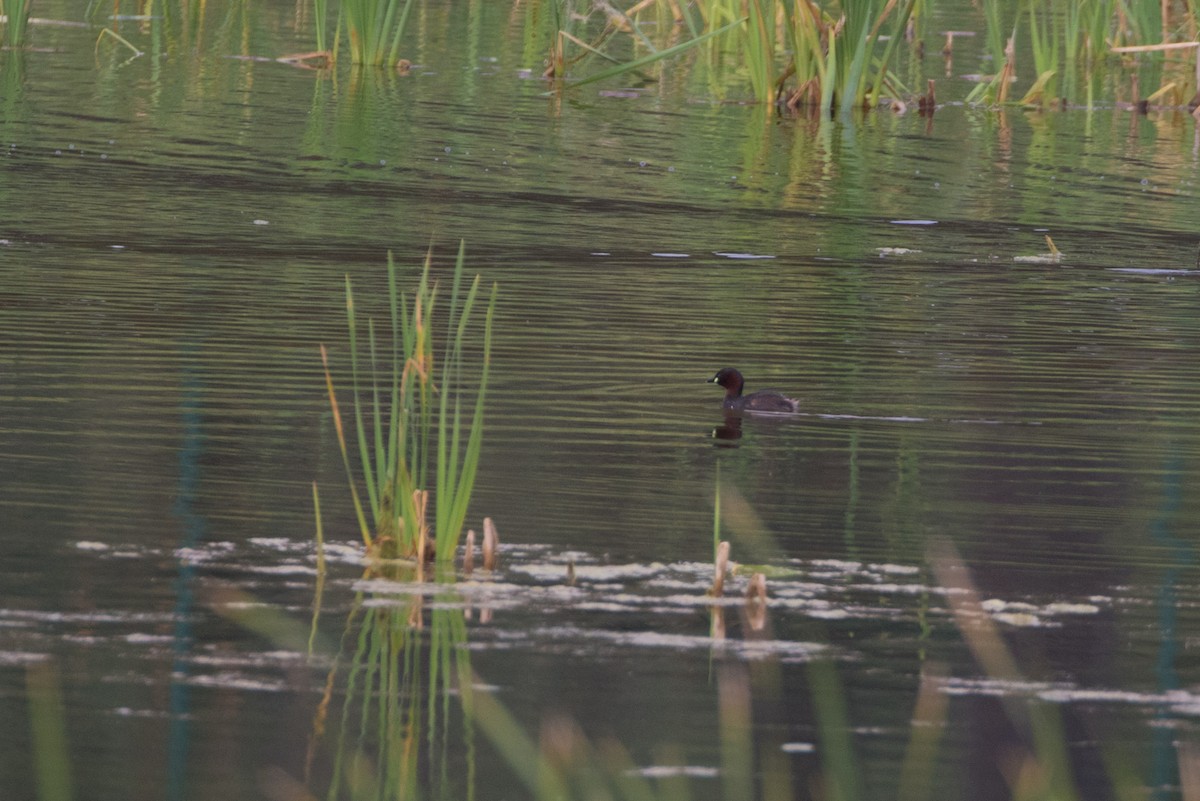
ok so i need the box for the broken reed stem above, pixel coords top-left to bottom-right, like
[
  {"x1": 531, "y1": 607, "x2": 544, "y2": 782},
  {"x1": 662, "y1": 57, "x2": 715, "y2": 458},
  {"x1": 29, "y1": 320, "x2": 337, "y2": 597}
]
[
  {"x1": 482, "y1": 517, "x2": 499, "y2": 570},
  {"x1": 463, "y1": 529, "x2": 476, "y2": 575}
]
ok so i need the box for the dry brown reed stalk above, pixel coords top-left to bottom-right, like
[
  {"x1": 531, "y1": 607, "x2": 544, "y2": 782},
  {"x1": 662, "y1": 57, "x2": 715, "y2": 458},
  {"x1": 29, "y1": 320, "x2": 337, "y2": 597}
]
[
  {"x1": 463, "y1": 529, "x2": 475, "y2": 575},
  {"x1": 897, "y1": 664, "x2": 950, "y2": 801},
  {"x1": 413, "y1": 488, "x2": 430, "y2": 558},
  {"x1": 711, "y1": 540, "x2": 731, "y2": 597},
  {"x1": 998, "y1": 37, "x2": 1016, "y2": 104},
  {"x1": 566, "y1": 560, "x2": 576, "y2": 586},
  {"x1": 540, "y1": 714, "x2": 588, "y2": 770},
  {"x1": 1179, "y1": 740, "x2": 1200, "y2": 801},
  {"x1": 482, "y1": 517, "x2": 499, "y2": 570},
  {"x1": 929, "y1": 541, "x2": 1021, "y2": 682}
]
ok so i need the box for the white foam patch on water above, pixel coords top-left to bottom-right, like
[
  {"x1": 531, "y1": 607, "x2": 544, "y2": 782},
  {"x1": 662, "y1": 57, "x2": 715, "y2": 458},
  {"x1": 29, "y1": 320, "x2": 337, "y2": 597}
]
[
  {"x1": 944, "y1": 677, "x2": 1200, "y2": 713},
  {"x1": 187, "y1": 650, "x2": 309, "y2": 669},
  {"x1": 627, "y1": 765, "x2": 719, "y2": 778},
  {"x1": 875, "y1": 563, "x2": 921, "y2": 575},
  {"x1": 781, "y1": 742, "x2": 815, "y2": 753},
  {"x1": 321, "y1": 542, "x2": 369, "y2": 564},
  {"x1": 248, "y1": 537, "x2": 311, "y2": 552},
  {"x1": 175, "y1": 542, "x2": 235, "y2": 564},
  {"x1": 991, "y1": 612, "x2": 1052, "y2": 628},
  {"x1": 807, "y1": 608, "x2": 852, "y2": 620},
  {"x1": 810, "y1": 559, "x2": 863, "y2": 573},
  {"x1": 0, "y1": 609, "x2": 174, "y2": 624},
  {"x1": 181, "y1": 672, "x2": 290, "y2": 692},
  {"x1": 241, "y1": 563, "x2": 317, "y2": 576},
  {"x1": 980, "y1": 598, "x2": 1104, "y2": 627},
  {"x1": 1043, "y1": 602, "x2": 1101, "y2": 615},
  {"x1": 511, "y1": 563, "x2": 668, "y2": 582},
  {"x1": 76, "y1": 540, "x2": 110, "y2": 551},
  {"x1": 713, "y1": 252, "x2": 776, "y2": 260},
  {"x1": 529, "y1": 625, "x2": 824, "y2": 661},
  {"x1": 112, "y1": 707, "x2": 176, "y2": 719},
  {"x1": 124, "y1": 633, "x2": 173, "y2": 644},
  {"x1": 0, "y1": 650, "x2": 51, "y2": 665}
]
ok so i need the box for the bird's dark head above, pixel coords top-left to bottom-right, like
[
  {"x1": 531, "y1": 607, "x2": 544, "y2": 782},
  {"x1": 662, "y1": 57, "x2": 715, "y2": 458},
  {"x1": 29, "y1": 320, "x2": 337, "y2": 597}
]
[{"x1": 708, "y1": 368, "x2": 745, "y2": 395}]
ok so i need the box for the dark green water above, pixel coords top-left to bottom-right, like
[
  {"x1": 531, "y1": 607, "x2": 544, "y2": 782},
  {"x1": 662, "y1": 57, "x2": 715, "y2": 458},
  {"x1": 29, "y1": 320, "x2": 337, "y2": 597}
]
[{"x1": 4, "y1": 3, "x2": 1200, "y2": 800}]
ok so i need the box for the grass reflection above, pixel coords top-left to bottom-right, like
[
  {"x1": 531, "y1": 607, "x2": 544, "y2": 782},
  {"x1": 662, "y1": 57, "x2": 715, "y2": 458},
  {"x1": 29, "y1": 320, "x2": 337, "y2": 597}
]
[{"x1": 309, "y1": 566, "x2": 474, "y2": 801}]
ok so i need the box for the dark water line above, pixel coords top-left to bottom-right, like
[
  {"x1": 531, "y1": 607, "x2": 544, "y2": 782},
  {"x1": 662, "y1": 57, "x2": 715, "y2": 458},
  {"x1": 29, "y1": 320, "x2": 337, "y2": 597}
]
[
  {"x1": 167, "y1": 343, "x2": 207, "y2": 801},
  {"x1": 1149, "y1": 449, "x2": 1189, "y2": 800}
]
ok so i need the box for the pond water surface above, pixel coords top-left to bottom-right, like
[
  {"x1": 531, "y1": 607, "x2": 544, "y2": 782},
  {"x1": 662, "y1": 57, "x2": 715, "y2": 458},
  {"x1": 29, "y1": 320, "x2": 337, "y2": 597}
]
[{"x1": 4, "y1": 3, "x2": 1200, "y2": 800}]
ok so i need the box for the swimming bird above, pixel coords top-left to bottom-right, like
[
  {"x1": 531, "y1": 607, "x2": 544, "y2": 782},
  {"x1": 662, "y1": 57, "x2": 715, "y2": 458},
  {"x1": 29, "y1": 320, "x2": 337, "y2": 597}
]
[{"x1": 708, "y1": 367, "x2": 799, "y2": 413}]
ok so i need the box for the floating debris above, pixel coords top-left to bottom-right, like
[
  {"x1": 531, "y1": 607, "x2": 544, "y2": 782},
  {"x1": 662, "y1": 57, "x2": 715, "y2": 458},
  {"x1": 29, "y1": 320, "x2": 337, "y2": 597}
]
[{"x1": 1014, "y1": 234, "x2": 1063, "y2": 264}]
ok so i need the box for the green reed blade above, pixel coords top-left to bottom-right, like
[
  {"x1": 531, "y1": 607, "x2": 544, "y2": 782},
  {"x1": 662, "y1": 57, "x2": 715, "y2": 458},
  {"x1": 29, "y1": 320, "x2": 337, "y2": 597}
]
[
  {"x1": 469, "y1": 686, "x2": 570, "y2": 800},
  {"x1": 386, "y1": 253, "x2": 401, "y2": 502},
  {"x1": 822, "y1": 25, "x2": 838, "y2": 112},
  {"x1": 809, "y1": 658, "x2": 862, "y2": 801},
  {"x1": 609, "y1": 4, "x2": 658, "y2": 53},
  {"x1": 838, "y1": 0, "x2": 886, "y2": 113},
  {"x1": 558, "y1": 29, "x2": 627, "y2": 66},
  {"x1": 435, "y1": 246, "x2": 467, "y2": 557},
  {"x1": 440, "y1": 285, "x2": 495, "y2": 562},
  {"x1": 309, "y1": 482, "x2": 325, "y2": 658},
  {"x1": 345, "y1": 277, "x2": 380, "y2": 525},
  {"x1": 745, "y1": 0, "x2": 776, "y2": 104},
  {"x1": 368, "y1": 319, "x2": 387, "y2": 508},
  {"x1": 3, "y1": 0, "x2": 31, "y2": 48},
  {"x1": 27, "y1": 661, "x2": 73, "y2": 801},
  {"x1": 714, "y1": 461, "x2": 722, "y2": 560},
  {"x1": 321, "y1": 345, "x2": 373, "y2": 546},
  {"x1": 387, "y1": 0, "x2": 416, "y2": 67},
  {"x1": 313, "y1": 0, "x2": 327, "y2": 53},
  {"x1": 869, "y1": 0, "x2": 918, "y2": 106},
  {"x1": 788, "y1": 1, "x2": 829, "y2": 97}
]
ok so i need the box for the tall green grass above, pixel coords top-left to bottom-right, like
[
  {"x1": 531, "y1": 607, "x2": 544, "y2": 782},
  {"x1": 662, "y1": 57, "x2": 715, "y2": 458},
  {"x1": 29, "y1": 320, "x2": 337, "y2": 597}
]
[{"x1": 322, "y1": 245, "x2": 496, "y2": 563}]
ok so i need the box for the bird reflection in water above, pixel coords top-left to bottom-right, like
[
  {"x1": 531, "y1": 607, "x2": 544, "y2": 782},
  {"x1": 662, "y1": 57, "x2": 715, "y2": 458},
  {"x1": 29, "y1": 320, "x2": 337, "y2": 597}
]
[{"x1": 711, "y1": 412, "x2": 743, "y2": 444}]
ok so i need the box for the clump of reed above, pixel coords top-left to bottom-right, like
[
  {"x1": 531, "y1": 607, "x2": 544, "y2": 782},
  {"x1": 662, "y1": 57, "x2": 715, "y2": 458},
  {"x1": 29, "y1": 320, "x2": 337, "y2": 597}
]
[
  {"x1": 697, "y1": 0, "x2": 918, "y2": 113},
  {"x1": 969, "y1": 0, "x2": 1200, "y2": 109},
  {"x1": 298, "y1": 0, "x2": 413, "y2": 67},
  {"x1": 340, "y1": 0, "x2": 415, "y2": 67},
  {"x1": 321, "y1": 244, "x2": 496, "y2": 564}
]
